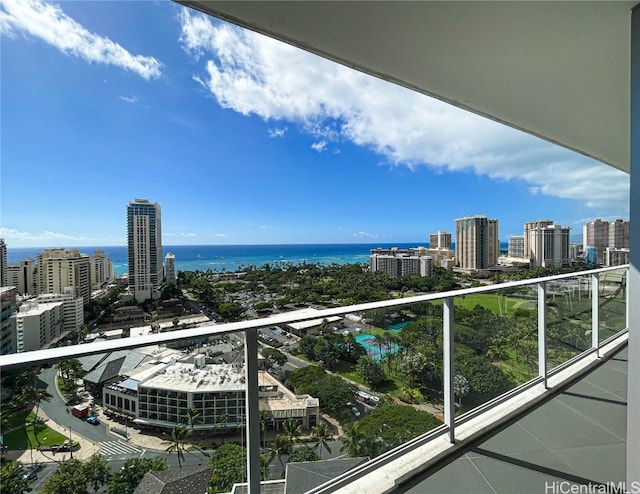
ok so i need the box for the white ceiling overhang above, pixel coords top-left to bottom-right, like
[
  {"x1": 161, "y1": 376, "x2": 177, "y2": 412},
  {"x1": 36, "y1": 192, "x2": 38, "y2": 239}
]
[{"x1": 179, "y1": 1, "x2": 635, "y2": 174}]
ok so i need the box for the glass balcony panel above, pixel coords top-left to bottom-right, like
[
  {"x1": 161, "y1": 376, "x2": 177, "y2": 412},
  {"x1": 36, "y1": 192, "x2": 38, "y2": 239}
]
[
  {"x1": 453, "y1": 285, "x2": 537, "y2": 414},
  {"x1": 598, "y1": 268, "x2": 628, "y2": 342},
  {"x1": 546, "y1": 274, "x2": 593, "y2": 371}
]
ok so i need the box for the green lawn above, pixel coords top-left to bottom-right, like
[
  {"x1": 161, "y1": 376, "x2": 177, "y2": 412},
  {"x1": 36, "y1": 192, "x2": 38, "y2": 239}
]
[{"x1": 2, "y1": 412, "x2": 67, "y2": 450}]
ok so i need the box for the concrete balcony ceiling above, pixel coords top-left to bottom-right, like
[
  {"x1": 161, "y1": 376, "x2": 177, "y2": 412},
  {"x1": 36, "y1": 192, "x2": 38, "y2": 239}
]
[{"x1": 180, "y1": 1, "x2": 635, "y2": 173}]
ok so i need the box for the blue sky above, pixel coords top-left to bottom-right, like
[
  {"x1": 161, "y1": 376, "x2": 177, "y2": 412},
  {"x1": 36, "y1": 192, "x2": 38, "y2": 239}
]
[{"x1": 0, "y1": 0, "x2": 630, "y2": 248}]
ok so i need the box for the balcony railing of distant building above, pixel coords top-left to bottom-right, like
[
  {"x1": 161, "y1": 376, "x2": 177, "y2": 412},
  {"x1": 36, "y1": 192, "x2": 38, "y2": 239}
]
[{"x1": 0, "y1": 265, "x2": 628, "y2": 494}]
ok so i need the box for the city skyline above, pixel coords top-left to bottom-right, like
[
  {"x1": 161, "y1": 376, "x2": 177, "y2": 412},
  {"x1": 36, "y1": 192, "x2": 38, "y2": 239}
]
[{"x1": 1, "y1": 0, "x2": 630, "y2": 249}]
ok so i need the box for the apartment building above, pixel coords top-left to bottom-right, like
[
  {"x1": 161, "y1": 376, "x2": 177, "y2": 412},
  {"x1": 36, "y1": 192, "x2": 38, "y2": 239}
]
[
  {"x1": 526, "y1": 222, "x2": 571, "y2": 268},
  {"x1": 583, "y1": 219, "x2": 610, "y2": 264},
  {"x1": 609, "y1": 219, "x2": 630, "y2": 249},
  {"x1": 90, "y1": 250, "x2": 115, "y2": 288},
  {"x1": 507, "y1": 236, "x2": 525, "y2": 259},
  {"x1": 0, "y1": 287, "x2": 17, "y2": 355},
  {"x1": 35, "y1": 288, "x2": 84, "y2": 334},
  {"x1": 370, "y1": 247, "x2": 439, "y2": 277},
  {"x1": 10, "y1": 300, "x2": 64, "y2": 353},
  {"x1": 429, "y1": 231, "x2": 452, "y2": 249},
  {"x1": 165, "y1": 252, "x2": 176, "y2": 286},
  {"x1": 454, "y1": 216, "x2": 499, "y2": 271},
  {"x1": 37, "y1": 248, "x2": 91, "y2": 305},
  {"x1": 6, "y1": 258, "x2": 37, "y2": 296},
  {"x1": 127, "y1": 199, "x2": 163, "y2": 303},
  {"x1": 0, "y1": 238, "x2": 6, "y2": 287}
]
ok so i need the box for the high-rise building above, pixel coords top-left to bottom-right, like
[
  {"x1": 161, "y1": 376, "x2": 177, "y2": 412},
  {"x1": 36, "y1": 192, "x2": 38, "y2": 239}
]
[
  {"x1": 527, "y1": 223, "x2": 571, "y2": 268},
  {"x1": 454, "y1": 216, "x2": 499, "y2": 271},
  {"x1": 0, "y1": 238, "x2": 7, "y2": 287},
  {"x1": 35, "y1": 288, "x2": 84, "y2": 335},
  {"x1": 6, "y1": 259, "x2": 37, "y2": 295},
  {"x1": 165, "y1": 252, "x2": 176, "y2": 286},
  {"x1": 429, "y1": 231, "x2": 452, "y2": 249},
  {"x1": 90, "y1": 250, "x2": 114, "y2": 288},
  {"x1": 608, "y1": 219, "x2": 630, "y2": 249},
  {"x1": 1, "y1": 287, "x2": 17, "y2": 355},
  {"x1": 507, "y1": 236, "x2": 525, "y2": 258},
  {"x1": 523, "y1": 220, "x2": 554, "y2": 260},
  {"x1": 127, "y1": 199, "x2": 163, "y2": 303},
  {"x1": 583, "y1": 219, "x2": 610, "y2": 264},
  {"x1": 37, "y1": 248, "x2": 91, "y2": 305},
  {"x1": 370, "y1": 249, "x2": 434, "y2": 277}
]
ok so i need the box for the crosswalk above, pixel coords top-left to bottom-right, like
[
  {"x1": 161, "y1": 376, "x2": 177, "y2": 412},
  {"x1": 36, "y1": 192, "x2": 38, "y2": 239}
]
[{"x1": 99, "y1": 440, "x2": 143, "y2": 458}]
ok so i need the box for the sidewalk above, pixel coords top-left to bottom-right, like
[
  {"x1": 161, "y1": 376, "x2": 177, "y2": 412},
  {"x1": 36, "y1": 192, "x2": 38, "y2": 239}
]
[{"x1": 3, "y1": 409, "x2": 100, "y2": 465}]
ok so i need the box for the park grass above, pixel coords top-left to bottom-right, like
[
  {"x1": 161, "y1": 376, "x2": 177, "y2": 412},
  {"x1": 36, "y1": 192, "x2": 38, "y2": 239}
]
[{"x1": 3, "y1": 413, "x2": 67, "y2": 450}]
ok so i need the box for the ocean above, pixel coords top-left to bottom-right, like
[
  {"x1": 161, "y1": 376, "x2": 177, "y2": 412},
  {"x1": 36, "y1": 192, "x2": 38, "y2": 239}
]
[{"x1": 7, "y1": 242, "x2": 510, "y2": 277}]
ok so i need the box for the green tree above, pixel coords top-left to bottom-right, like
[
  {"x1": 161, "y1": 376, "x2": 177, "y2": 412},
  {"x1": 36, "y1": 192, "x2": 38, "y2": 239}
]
[
  {"x1": 311, "y1": 422, "x2": 332, "y2": 458},
  {"x1": 282, "y1": 418, "x2": 303, "y2": 445},
  {"x1": 42, "y1": 459, "x2": 88, "y2": 494},
  {"x1": 340, "y1": 422, "x2": 368, "y2": 458},
  {"x1": 30, "y1": 386, "x2": 53, "y2": 447},
  {"x1": 262, "y1": 348, "x2": 288, "y2": 368},
  {"x1": 0, "y1": 461, "x2": 30, "y2": 494},
  {"x1": 208, "y1": 443, "x2": 247, "y2": 494},
  {"x1": 186, "y1": 407, "x2": 201, "y2": 432},
  {"x1": 356, "y1": 356, "x2": 385, "y2": 389},
  {"x1": 267, "y1": 434, "x2": 292, "y2": 475},
  {"x1": 107, "y1": 457, "x2": 167, "y2": 494},
  {"x1": 83, "y1": 454, "x2": 112, "y2": 492},
  {"x1": 288, "y1": 445, "x2": 321, "y2": 463},
  {"x1": 164, "y1": 424, "x2": 189, "y2": 469}
]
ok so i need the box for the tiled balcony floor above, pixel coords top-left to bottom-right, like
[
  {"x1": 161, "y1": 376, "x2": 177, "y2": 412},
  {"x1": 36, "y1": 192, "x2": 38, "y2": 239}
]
[{"x1": 399, "y1": 347, "x2": 628, "y2": 494}]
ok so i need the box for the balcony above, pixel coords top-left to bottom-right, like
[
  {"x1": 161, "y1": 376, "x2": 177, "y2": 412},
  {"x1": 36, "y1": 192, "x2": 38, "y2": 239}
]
[{"x1": 0, "y1": 265, "x2": 628, "y2": 493}]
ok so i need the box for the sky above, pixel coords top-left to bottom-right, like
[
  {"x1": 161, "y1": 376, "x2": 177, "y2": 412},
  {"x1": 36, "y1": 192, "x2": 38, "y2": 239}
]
[{"x1": 0, "y1": 0, "x2": 630, "y2": 248}]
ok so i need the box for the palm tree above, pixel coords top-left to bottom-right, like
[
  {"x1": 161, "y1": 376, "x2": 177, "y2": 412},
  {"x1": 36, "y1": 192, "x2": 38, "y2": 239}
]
[
  {"x1": 164, "y1": 424, "x2": 189, "y2": 469},
  {"x1": 267, "y1": 434, "x2": 292, "y2": 476},
  {"x1": 30, "y1": 386, "x2": 53, "y2": 447},
  {"x1": 186, "y1": 407, "x2": 200, "y2": 432},
  {"x1": 216, "y1": 412, "x2": 229, "y2": 444},
  {"x1": 259, "y1": 410, "x2": 273, "y2": 450},
  {"x1": 84, "y1": 453, "x2": 112, "y2": 492},
  {"x1": 340, "y1": 422, "x2": 368, "y2": 457},
  {"x1": 311, "y1": 422, "x2": 332, "y2": 458},
  {"x1": 282, "y1": 419, "x2": 302, "y2": 445},
  {"x1": 487, "y1": 337, "x2": 510, "y2": 368}
]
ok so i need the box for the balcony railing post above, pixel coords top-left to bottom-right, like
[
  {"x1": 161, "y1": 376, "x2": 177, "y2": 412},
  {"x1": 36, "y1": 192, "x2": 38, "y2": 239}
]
[
  {"x1": 592, "y1": 273, "x2": 600, "y2": 358},
  {"x1": 537, "y1": 282, "x2": 547, "y2": 389},
  {"x1": 244, "y1": 328, "x2": 261, "y2": 494},
  {"x1": 443, "y1": 297, "x2": 455, "y2": 443}
]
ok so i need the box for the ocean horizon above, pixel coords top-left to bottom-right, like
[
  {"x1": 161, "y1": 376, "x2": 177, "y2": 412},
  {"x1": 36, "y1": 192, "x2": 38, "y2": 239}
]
[{"x1": 7, "y1": 242, "x2": 510, "y2": 277}]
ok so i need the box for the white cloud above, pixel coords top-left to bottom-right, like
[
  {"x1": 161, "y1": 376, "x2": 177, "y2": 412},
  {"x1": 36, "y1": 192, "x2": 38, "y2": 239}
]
[
  {"x1": 0, "y1": 226, "x2": 91, "y2": 243},
  {"x1": 353, "y1": 231, "x2": 380, "y2": 239},
  {"x1": 216, "y1": 233, "x2": 228, "y2": 238},
  {"x1": 177, "y1": 10, "x2": 629, "y2": 216},
  {"x1": 0, "y1": 0, "x2": 162, "y2": 80},
  {"x1": 311, "y1": 140, "x2": 327, "y2": 153},
  {"x1": 260, "y1": 225, "x2": 273, "y2": 230},
  {"x1": 180, "y1": 232, "x2": 197, "y2": 237},
  {"x1": 268, "y1": 127, "x2": 287, "y2": 138},
  {"x1": 119, "y1": 95, "x2": 138, "y2": 104}
]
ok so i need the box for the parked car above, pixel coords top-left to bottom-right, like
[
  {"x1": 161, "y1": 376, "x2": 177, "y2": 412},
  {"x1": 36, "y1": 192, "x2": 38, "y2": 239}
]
[
  {"x1": 86, "y1": 416, "x2": 100, "y2": 425},
  {"x1": 351, "y1": 406, "x2": 361, "y2": 418}
]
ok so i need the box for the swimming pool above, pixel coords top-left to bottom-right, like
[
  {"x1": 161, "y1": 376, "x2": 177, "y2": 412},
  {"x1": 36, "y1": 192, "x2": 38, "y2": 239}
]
[
  {"x1": 355, "y1": 334, "x2": 399, "y2": 362},
  {"x1": 386, "y1": 321, "x2": 411, "y2": 333}
]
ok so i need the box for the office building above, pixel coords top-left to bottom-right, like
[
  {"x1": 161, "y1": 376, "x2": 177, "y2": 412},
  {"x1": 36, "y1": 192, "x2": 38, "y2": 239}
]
[
  {"x1": 37, "y1": 248, "x2": 91, "y2": 306},
  {"x1": 454, "y1": 216, "x2": 499, "y2": 271},
  {"x1": 11, "y1": 300, "x2": 64, "y2": 353},
  {"x1": 1, "y1": 287, "x2": 17, "y2": 355},
  {"x1": 429, "y1": 231, "x2": 452, "y2": 249},
  {"x1": 165, "y1": 252, "x2": 176, "y2": 286},
  {"x1": 609, "y1": 219, "x2": 630, "y2": 249},
  {"x1": 127, "y1": 199, "x2": 163, "y2": 303},
  {"x1": 507, "y1": 236, "x2": 525, "y2": 259},
  {"x1": 526, "y1": 222, "x2": 571, "y2": 268},
  {"x1": 6, "y1": 259, "x2": 37, "y2": 296},
  {"x1": 0, "y1": 238, "x2": 6, "y2": 287}
]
